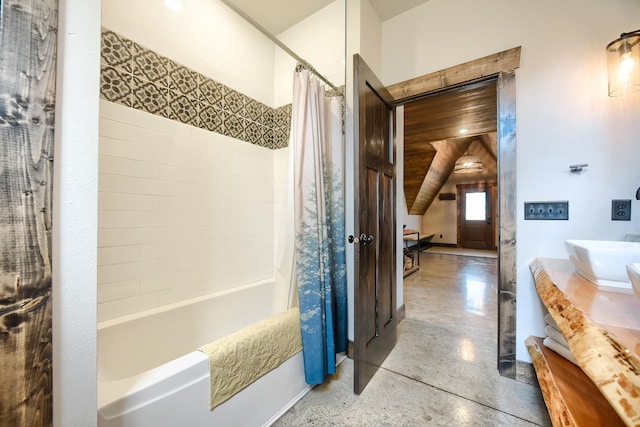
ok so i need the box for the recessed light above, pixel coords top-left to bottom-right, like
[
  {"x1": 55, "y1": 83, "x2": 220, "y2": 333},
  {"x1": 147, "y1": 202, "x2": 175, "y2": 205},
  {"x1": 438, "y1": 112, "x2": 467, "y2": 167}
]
[
  {"x1": 459, "y1": 128, "x2": 469, "y2": 135},
  {"x1": 165, "y1": 0, "x2": 184, "y2": 12}
]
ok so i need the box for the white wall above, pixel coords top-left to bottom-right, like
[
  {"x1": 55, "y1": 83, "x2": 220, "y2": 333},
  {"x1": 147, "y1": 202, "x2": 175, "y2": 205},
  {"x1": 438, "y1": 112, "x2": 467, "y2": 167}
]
[
  {"x1": 54, "y1": 0, "x2": 100, "y2": 424},
  {"x1": 358, "y1": 0, "x2": 382, "y2": 76},
  {"x1": 401, "y1": 187, "x2": 422, "y2": 232},
  {"x1": 274, "y1": 0, "x2": 346, "y2": 106},
  {"x1": 382, "y1": 0, "x2": 640, "y2": 362},
  {"x1": 345, "y1": 0, "x2": 387, "y2": 341},
  {"x1": 423, "y1": 182, "x2": 458, "y2": 245},
  {"x1": 102, "y1": 0, "x2": 276, "y2": 106}
]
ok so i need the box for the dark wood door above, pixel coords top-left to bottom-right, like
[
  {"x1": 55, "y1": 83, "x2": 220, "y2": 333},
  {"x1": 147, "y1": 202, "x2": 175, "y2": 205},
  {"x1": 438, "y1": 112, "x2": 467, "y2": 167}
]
[
  {"x1": 353, "y1": 54, "x2": 397, "y2": 395},
  {"x1": 458, "y1": 183, "x2": 496, "y2": 249}
]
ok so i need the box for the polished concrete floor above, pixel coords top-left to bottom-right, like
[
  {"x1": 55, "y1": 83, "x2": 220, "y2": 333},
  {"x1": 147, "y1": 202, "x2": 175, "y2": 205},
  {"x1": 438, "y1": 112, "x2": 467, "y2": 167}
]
[{"x1": 274, "y1": 252, "x2": 552, "y2": 426}]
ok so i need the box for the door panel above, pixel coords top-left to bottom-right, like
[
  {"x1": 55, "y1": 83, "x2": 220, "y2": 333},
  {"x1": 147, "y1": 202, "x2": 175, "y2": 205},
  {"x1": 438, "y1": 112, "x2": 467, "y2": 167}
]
[
  {"x1": 354, "y1": 54, "x2": 397, "y2": 395},
  {"x1": 363, "y1": 167, "x2": 378, "y2": 343},
  {"x1": 378, "y1": 173, "x2": 394, "y2": 328}
]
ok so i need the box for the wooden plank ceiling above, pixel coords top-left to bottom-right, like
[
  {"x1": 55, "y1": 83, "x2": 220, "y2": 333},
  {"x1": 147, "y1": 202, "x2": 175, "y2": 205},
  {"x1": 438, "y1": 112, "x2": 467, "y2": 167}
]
[{"x1": 403, "y1": 80, "x2": 497, "y2": 215}]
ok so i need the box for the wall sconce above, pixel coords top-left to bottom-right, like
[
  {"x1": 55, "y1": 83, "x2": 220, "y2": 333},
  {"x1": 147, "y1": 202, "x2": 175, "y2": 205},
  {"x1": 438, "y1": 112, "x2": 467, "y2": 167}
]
[
  {"x1": 607, "y1": 30, "x2": 640, "y2": 96},
  {"x1": 454, "y1": 150, "x2": 483, "y2": 174}
]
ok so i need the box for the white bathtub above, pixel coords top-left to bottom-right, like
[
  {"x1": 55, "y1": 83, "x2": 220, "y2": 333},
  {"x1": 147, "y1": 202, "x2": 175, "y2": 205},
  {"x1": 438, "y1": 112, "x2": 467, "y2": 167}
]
[{"x1": 98, "y1": 280, "x2": 310, "y2": 427}]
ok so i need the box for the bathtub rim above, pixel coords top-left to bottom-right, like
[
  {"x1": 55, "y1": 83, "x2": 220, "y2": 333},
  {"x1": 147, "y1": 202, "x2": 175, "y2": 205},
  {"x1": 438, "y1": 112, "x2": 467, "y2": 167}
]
[
  {"x1": 98, "y1": 350, "x2": 310, "y2": 427},
  {"x1": 97, "y1": 277, "x2": 275, "y2": 330},
  {"x1": 98, "y1": 350, "x2": 209, "y2": 418}
]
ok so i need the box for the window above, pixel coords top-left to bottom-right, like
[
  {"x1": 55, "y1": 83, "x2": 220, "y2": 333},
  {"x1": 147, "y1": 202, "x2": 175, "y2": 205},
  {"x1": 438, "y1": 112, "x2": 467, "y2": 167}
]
[{"x1": 465, "y1": 192, "x2": 486, "y2": 220}]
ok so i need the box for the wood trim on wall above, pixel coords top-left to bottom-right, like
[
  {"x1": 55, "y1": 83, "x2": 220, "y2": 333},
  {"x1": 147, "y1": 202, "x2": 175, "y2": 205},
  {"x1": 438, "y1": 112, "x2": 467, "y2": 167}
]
[
  {"x1": 0, "y1": 1, "x2": 58, "y2": 425},
  {"x1": 496, "y1": 69, "x2": 518, "y2": 378},
  {"x1": 389, "y1": 47, "x2": 520, "y2": 378},
  {"x1": 387, "y1": 47, "x2": 521, "y2": 103}
]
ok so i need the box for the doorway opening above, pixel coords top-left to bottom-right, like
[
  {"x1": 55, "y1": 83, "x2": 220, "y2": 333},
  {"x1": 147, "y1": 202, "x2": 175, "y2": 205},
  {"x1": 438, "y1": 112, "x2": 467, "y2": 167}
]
[{"x1": 388, "y1": 47, "x2": 520, "y2": 378}]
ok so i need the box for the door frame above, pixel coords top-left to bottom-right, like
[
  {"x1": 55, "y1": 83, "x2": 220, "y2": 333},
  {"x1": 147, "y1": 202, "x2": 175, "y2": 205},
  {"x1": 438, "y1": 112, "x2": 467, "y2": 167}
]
[{"x1": 386, "y1": 47, "x2": 520, "y2": 378}]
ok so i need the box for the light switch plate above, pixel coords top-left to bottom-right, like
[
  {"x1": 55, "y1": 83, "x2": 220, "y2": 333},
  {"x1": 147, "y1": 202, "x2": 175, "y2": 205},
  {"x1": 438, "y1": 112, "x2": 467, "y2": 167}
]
[{"x1": 524, "y1": 201, "x2": 569, "y2": 220}]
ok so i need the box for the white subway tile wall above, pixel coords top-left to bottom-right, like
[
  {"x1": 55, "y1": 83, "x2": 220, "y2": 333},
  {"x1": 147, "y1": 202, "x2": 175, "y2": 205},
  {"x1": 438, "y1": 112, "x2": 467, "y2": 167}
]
[
  {"x1": 97, "y1": 3, "x2": 343, "y2": 321},
  {"x1": 98, "y1": 100, "x2": 276, "y2": 321}
]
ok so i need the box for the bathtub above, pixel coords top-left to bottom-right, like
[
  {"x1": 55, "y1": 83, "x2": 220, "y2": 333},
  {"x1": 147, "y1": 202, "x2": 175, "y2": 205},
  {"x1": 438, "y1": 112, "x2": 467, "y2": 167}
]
[{"x1": 98, "y1": 280, "x2": 311, "y2": 427}]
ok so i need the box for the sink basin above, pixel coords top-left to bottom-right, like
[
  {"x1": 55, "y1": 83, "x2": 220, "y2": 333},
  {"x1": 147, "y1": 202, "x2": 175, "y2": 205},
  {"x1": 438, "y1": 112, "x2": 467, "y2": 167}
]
[
  {"x1": 565, "y1": 239, "x2": 640, "y2": 292},
  {"x1": 626, "y1": 263, "x2": 640, "y2": 298}
]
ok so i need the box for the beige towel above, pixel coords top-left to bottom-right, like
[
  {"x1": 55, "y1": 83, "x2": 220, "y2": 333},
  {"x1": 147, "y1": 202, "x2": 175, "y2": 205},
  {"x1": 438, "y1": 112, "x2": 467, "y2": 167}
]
[
  {"x1": 544, "y1": 313, "x2": 560, "y2": 329},
  {"x1": 198, "y1": 307, "x2": 302, "y2": 410},
  {"x1": 543, "y1": 336, "x2": 578, "y2": 366},
  {"x1": 544, "y1": 324, "x2": 569, "y2": 348}
]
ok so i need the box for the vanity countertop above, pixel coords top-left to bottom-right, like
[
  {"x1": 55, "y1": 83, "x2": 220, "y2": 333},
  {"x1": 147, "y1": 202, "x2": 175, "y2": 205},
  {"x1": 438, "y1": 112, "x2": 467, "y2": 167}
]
[{"x1": 530, "y1": 258, "x2": 640, "y2": 426}]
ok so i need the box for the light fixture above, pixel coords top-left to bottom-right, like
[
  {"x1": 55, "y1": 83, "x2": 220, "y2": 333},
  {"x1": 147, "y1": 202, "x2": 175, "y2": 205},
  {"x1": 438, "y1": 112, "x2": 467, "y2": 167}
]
[
  {"x1": 459, "y1": 128, "x2": 469, "y2": 135},
  {"x1": 607, "y1": 30, "x2": 640, "y2": 96},
  {"x1": 454, "y1": 149, "x2": 483, "y2": 174},
  {"x1": 165, "y1": 0, "x2": 184, "y2": 12}
]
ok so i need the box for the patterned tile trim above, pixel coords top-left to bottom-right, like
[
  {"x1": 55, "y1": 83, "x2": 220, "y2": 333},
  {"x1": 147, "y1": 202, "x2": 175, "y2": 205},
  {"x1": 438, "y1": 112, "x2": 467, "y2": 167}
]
[{"x1": 100, "y1": 28, "x2": 295, "y2": 149}]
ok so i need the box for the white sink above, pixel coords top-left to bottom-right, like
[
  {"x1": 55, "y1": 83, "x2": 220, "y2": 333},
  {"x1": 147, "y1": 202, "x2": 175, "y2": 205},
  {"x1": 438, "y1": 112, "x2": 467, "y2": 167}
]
[
  {"x1": 565, "y1": 239, "x2": 640, "y2": 292},
  {"x1": 626, "y1": 263, "x2": 640, "y2": 298}
]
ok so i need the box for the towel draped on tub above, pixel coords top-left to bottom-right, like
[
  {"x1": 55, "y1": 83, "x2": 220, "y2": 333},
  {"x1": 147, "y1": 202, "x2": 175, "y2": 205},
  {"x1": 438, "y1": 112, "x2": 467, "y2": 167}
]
[{"x1": 198, "y1": 307, "x2": 302, "y2": 410}]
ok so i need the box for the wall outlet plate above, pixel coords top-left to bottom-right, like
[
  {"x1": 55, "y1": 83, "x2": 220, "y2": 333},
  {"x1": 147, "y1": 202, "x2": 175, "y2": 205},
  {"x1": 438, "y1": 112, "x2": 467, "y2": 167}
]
[
  {"x1": 524, "y1": 201, "x2": 569, "y2": 220},
  {"x1": 612, "y1": 199, "x2": 631, "y2": 221}
]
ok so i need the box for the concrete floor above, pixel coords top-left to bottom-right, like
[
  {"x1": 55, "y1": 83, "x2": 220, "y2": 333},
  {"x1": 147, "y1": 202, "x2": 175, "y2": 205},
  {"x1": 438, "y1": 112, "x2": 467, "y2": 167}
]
[{"x1": 274, "y1": 252, "x2": 552, "y2": 426}]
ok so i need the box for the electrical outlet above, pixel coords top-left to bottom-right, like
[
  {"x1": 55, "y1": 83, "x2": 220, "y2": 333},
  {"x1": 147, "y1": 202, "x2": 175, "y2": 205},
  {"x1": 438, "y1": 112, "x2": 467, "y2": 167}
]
[
  {"x1": 524, "y1": 201, "x2": 569, "y2": 220},
  {"x1": 612, "y1": 199, "x2": 631, "y2": 221}
]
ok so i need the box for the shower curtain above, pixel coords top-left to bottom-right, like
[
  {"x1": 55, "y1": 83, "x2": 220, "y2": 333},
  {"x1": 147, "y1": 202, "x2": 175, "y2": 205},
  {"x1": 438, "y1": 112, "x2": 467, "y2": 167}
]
[{"x1": 290, "y1": 69, "x2": 347, "y2": 385}]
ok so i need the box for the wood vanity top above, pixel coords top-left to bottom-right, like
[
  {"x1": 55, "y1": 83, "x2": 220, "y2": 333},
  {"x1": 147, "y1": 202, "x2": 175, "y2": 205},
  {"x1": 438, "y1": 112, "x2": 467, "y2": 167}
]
[
  {"x1": 526, "y1": 336, "x2": 626, "y2": 427},
  {"x1": 530, "y1": 258, "x2": 640, "y2": 426}
]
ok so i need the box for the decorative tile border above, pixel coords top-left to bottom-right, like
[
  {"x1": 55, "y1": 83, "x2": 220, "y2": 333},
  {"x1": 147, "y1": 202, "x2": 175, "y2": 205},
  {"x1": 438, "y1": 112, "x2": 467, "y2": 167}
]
[{"x1": 100, "y1": 29, "x2": 291, "y2": 149}]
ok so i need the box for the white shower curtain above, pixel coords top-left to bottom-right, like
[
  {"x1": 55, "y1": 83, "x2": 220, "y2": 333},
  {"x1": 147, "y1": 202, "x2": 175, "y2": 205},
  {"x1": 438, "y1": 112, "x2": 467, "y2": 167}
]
[{"x1": 289, "y1": 69, "x2": 347, "y2": 385}]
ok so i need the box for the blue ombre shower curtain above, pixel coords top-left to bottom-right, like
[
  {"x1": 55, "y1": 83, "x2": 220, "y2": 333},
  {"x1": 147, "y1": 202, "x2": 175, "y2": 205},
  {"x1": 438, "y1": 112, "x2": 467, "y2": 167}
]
[{"x1": 291, "y1": 70, "x2": 347, "y2": 385}]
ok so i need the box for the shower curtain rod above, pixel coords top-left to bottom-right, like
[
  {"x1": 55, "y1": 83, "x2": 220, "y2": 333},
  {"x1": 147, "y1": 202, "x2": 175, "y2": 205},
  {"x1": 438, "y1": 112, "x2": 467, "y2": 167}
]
[{"x1": 219, "y1": 0, "x2": 339, "y2": 91}]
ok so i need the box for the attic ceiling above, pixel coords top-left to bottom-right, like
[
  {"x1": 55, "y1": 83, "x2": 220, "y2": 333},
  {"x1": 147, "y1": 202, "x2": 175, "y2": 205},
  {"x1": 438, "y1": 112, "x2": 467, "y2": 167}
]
[
  {"x1": 404, "y1": 81, "x2": 498, "y2": 215},
  {"x1": 229, "y1": 0, "x2": 432, "y2": 34}
]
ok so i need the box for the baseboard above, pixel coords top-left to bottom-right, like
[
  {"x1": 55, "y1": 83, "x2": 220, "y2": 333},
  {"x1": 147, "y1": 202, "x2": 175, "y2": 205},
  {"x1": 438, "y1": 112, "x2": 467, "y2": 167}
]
[
  {"x1": 264, "y1": 384, "x2": 313, "y2": 427},
  {"x1": 403, "y1": 265, "x2": 419, "y2": 277},
  {"x1": 515, "y1": 360, "x2": 538, "y2": 386},
  {"x1": 397, "y1": 304, "x2": 406, "y2": 323},
  {"x1": 427, "y1": 242, "x2": 457, "y2": 248}
]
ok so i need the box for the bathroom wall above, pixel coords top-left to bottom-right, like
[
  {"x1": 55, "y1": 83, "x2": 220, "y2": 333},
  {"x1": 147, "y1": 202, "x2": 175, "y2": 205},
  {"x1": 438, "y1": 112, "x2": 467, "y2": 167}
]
[
  {"x1": 99, "y1": 0, "x2": 279, "y2": 321},
  {"x1": 381, "y1": 0, "x2": 640, "y2": 361},
  {"x1": 98, "y1": 0, "x2": 345, "y2": 321},
  {"x1": 274, "y1": 0, "x2": 346, "y2": 106},
  {"x1": 345, "y1": 0, "x2": 386, "y2": 340},
  {"x1": 102, "y1": 0, "x2": 276, "y2": 105},
  {"x1": 54, "y1": 0, "x2": 101, "y2": 424}
]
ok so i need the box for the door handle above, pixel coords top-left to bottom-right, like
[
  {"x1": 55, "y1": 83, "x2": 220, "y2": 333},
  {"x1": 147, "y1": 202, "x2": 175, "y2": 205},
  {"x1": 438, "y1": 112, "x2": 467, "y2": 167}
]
[
  {"x1": 360, "y1": 234, "x2": 374, "y2": 246},
  {"x1": 348, "y1": 234, "x2": 374, "y2": 245}
]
